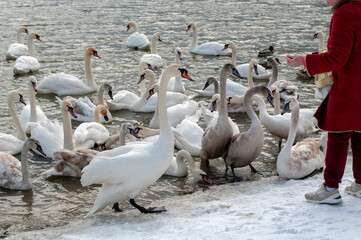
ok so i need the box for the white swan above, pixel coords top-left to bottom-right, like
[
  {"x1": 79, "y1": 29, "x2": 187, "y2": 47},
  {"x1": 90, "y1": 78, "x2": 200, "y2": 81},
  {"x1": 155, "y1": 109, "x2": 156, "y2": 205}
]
[
  {"x1": 125, "y1": 21, "x2": 150, "y2": 50},
  {"x1": 55, "y1": 83, "x2": 113, "y2": 123},
  {"x1": 139, "y1": 33, "x2": 163, "y2": 68},
  {"x1": 163, "y1": 48, "x2": 185, "y2": 93},
  {"x1": 191, "y1": 58, "x2": 258, "y2": 97},
  {"x1": 20, "y1": 76, "x2": 48, "y2": 134},
  {"x1": 44, "y1": 123, "x2": 140, "y2": 178},
  {"x1": 277, "y1": 97, "x2": 326, "y2": 179},
  {"x1": 30, "y1": 100, "x2": 77, "y2": 158},
  {"x1": 6, "y1": 26, "x2": 29, "y2": 60},
  {"x1": 266, "y1": 57, "x2": 298, "y2": 100},
  {"x1": 312, "y1": 31, "x2": 325, "y2": 51},
  {"x1": 223, "y1": 41, "x2": 271, "y2": 79},
  {"x1": 0, "y1": 139, "x2": 46, "y2": 190},
  {"x1": 164, "y1": 150, "x2": 213, "y2": 184},
  {"x1": 200, "y1": 64, "x2": 241, "y2": 171},
  {"x1": 107, "y1": 69, "x2": 188, "y2": 112},
  {"x1": 225, "y1": 86, "x2": 273, "y2": 181},
  {"x1": 37, "y1": 47, "x2": 101, "y2": 95},
  {"x1": 13, "y1": 32, "x2": 42, "y2": 75},
  {"x1": 0, "y1": 91, "x2": 27, "y2": 155},
  {"x1": 186, "y1": 23, "x2": 232, "y2": 56},
  {"x1": 81, "y1": 64, "x2": 194, "y2": 218},
  {"x1": 149, "y1": 84, "x2": 198, "y2": 128},
  {"x1": 73, "y1": 105, "x2": 110, "y2": 150}
]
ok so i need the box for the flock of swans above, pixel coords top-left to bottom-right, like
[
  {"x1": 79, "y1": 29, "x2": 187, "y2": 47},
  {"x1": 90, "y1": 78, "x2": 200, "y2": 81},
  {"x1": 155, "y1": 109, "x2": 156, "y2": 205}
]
[{"x1": 0, "y1": 22, "x2": 327, "y2": 218}]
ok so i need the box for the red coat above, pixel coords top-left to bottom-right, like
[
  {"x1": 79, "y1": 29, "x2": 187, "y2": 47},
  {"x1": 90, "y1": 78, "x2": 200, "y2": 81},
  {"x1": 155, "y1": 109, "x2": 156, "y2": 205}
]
[{"x1": 306, "y1": 1, "x2": 361, "y2": 132}]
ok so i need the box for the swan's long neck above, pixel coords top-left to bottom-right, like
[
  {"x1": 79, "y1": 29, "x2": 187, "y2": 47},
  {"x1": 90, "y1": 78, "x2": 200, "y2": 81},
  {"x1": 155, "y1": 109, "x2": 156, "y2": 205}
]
[
  {"x1": 176, "y1": 149, "x2": 196, "y2": 175},
  {"x1": 20, "y1": 144, "x2": 32, "y2": 188},
  {"x1": 319, "y1": 33, "x2": 325, "y2": 51},
  {"x1": 268, "y1": 59, "x2": 278, "y2": 87},
  {"x1": 17, "y1": 29, "x2": 24, "y2": 44},
  {"x1": 230, "y1": 44, "x2": 237, "y2": 66},
  {"x1": 213, "y1": 80, "x2": 220, "y2": 94},
  {"x1": 151, "y1": 36, "x2": 158, "y2": 54},
  {"x1": 247, "y1": 64, "x2": 255, "y2": 89},
  {"x1": 244, "y1": 92, "x2": 261, "y2": 126},
  {"x1": 97, "y1": 86, "x2": 105, "y2": 105},
  {"x1": 133, "y1": 73, "x2": 156, "y2": 109},
  {"x1": 28, "y1": 37, "x2": 35, "y2": 57},
  {"x1": 138, "y1": 65, "x2": 146, "y2": 97},
  {"x1": 119, "y1": 129, "x2": 128, "y2": 146},
  {"x1": 190, "y1": 26, "x2": 198, "y2": 51},
  {"x1": 61, "y1": 109, "x2": 74, "y2": 150},
  {"x1": 133, "y1": 24, "x2": 139, "y2": 32},
  {"x1": 94, "y1": 107, "x2": 102, "y2": 124},
  {"x1": 283, "y1": 104, "x2": 299, "y2": 153},
  {"x1": 158, "y1": 70, "x2": 173, "y2": 139},
  {"x1": 84, "y1": 52, "x2": 97, "y2": 89},
  {"x1": 273, "y1": 89, "x2": 281, "y2": 115},
  {"x1": 29, "y1": 85, "x2": 37, "y2": 123},
  {"x1": 173, "y1": 130, "x2": 200, "y2": 157},
  {"x1": 218, "y1": 68, "x2": 229, "y2": 122},
  {"x1": 8, "y1": 99, "x2": 27, "y2": 141},
  {"x1": 254, "y1": 96, "x2": 268, "y2": 121}
]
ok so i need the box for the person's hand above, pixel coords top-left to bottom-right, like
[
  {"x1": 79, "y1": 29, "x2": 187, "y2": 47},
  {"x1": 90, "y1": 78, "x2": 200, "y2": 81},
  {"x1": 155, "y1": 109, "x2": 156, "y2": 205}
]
[{"x1": 286, "y1": 54, "x2": 304, "y2": 67}]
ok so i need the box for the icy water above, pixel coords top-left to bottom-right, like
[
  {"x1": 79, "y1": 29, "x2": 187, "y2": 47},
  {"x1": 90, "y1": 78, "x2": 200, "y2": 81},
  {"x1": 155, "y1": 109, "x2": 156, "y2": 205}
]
[{"x1": 0, "y1": 0, "x2": 332, "y2": 237}]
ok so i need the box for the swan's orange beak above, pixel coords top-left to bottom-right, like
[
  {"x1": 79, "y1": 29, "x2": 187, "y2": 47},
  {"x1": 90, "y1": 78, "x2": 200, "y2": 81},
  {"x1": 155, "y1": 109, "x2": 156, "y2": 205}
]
[
  {"x1": 35, "y1": 143, "x2": 46, "y2": 157},
  {"x1": 93, "y1": 52, "x2": 101, "y2": 59},
  {"x1": 182, "y1": 72, "x2": 194, "y2": 81},
  {"x1": 19, "y1": 94, "x2": 26, "y2": 105},
  {"x1": 254, "y1": 65, "x2": 259, "y2": 75},
  {"x1": 137, "y1": 74, "x2": 146, "y2": 84},
  {"x1": 67, "y1": 106, "x2": 77, "y2": 118},
  {"x1": 222, "y1": 44, "x2": 229, "y2": 51},
  {"x1": 147, "y1": 89, "x2": 155, "y2": 100},
  {"x1": 126, "y1": 25, "x2": 130, "y2": 31},
  {"x1": 31, "y1": 82, "x2": 38, "y2": 92},
  {"x1": 202, "y1": 174, "x2": 213, "y2": 184},
  {"x1": 186, "y1": 25, "x2": 191, "y2": 32},
  {"x1": 36, "y1": 36, "x2": 42, "y2": 42}
]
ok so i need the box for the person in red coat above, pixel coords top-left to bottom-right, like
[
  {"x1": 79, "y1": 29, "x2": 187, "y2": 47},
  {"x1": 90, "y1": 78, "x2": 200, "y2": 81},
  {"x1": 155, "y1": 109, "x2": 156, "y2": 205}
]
[{"x1": 287, "y1": 0, "x2": 361, "y2": 204}]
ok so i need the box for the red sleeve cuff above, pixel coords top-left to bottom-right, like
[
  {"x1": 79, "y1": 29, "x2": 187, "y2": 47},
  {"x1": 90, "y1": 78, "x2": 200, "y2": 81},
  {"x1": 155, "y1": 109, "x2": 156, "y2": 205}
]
[{"x1": 303, "y1": 56, "x2": 307, "y2": 69}]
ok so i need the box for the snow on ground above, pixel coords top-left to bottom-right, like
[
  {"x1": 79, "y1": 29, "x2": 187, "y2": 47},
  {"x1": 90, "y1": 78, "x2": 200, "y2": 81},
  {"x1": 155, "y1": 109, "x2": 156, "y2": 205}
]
[{"x1": 9, "y1": 157, "x2": 361, "y2": 240}]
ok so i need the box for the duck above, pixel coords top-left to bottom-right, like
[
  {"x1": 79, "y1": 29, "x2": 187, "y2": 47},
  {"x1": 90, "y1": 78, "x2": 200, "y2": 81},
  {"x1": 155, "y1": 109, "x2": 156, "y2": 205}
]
[
  {"x1": 163, "y1": 48, "x2": 185, "y2": 93},
  {"x1": 258, "y1": 46, "x2": 274, "y2": 57},
  {"x1": 125, "y1": 21, "x2": 150, "y2": 50},
  {"x1": 73, "y1": 105, "x2": 110, "y2": 150},
  {"x1": 13, "y1": 32, "x2": 42, "y2": 75},
  {"x1": 186, "y1": 23, "x2": 231, "y2": 56},
  {"x1": 164, "y1": 150, "x2": 213, "y2": 184},
  {"x1": 0, "y1": 91, "x2": 27, "y2": 155},
  {"x1": 0, "y1": 139, "x2": 46, "y2": 190},
  {"x1": 55, "y1": 83, "x2": 113, "y2": 123},
  {"x1": 266, "y1": 57, "x2": 298, "y2": 100},
  {"x1": 223, "y1": 41, "x2": 271, "y2": 79},
  {"x1": 107, "y1": 69, "x2": 188, "y2": 112},
  {"x1": 44, "y1": 123, "x2": 140, "y2": 178},
  {"x1": 148, "y1": 84, "x2": 198, "y2": 128},
  {"x1": 6, "y1": 26, "x2": 29, "y2": 60},
  {"x1": 30, "y1": 100, "x2": 77, "y2": 158},
  {"x1": 20, "y1": 76, "x2": 48, "y2": 134},
  {"x1": 200, "y1": 64, "x2": 241, "y2": 171},
  {"x1": 139, "y1": 33, "x2": 163, "y2": 68},
  {"x1": 225, "y1": 86, "x2": 274, "y2": 181},
  {"x1": 80, "y1": 64, "x2": 194, "y2": 218},
  {"x1": 37, "y1": 47, "x2": 101, "y2": 96},
  {"x1": 277, "y1": 97, "x2": 326, "y2": 179}
]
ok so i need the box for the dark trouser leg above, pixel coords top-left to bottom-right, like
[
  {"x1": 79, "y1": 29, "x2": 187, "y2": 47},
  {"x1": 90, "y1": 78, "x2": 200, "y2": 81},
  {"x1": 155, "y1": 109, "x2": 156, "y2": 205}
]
[
  {"x1": 351, "y1": 131, "x2": 361, "y2": 185},
  {"x1": 324, "y1": 132, "x2": 351, "y2": 188}
]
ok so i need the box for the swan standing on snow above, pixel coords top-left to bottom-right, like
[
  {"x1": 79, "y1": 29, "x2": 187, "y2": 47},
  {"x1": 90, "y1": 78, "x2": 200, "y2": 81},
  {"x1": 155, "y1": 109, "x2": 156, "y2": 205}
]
[
  {"x1": 200, "y1": 64, "x2": 242, "y2": 171},
  {"x1": 0, "y1": 91, "x2": 27, "y2": 155},
  {"x1": 223, "y1": 41, "x2": 271, "y2": 79},
  {"x1": 20, "y1": 76, "x2": 48, "y2": 134},
  {"x1": 0, "y1": 139, "x2": 46, "y2": 190},
  {"x1": 73, "y1": 105, "x2": 110, "y2": 150},
  {"x1": 6, "y1": 26, "x2": 29, "y2": 60},
  {"x1": 186, "y1": 22, "x2": 232, "y2": 56},
  {"x1": 55, "y1": 83, "x2": 113, "y2": 123},
  {"x1": 277, "y1": 97, "x2": 326, "y2": 179},
  {"x1": 81, "y1": 64, "x2": 194, "y2": 218},
  {"x1": 13, "y1": 32, "x2": 42, "y2": 75},
  {"x1": 30, "y1": 100, "x2": 77, "y2": 158},
  {"x1": 44, "y1": 123, "x2": 140, "y2": 178},
  {"x1": 125, "y1": 21, "x2": 150, "y2": 50},
  {"x1": 139, "y1": 33, "x2": 163, "y2": 68},
  {"x1": 225, "y1": 86, "x2": 274, "y2": 181},
  {"x1": 37, "y1": 47, "x2": 101, "y2": 95},
  {"x1": 164, "y1": 150, "x2": 213, "y2": 184}
]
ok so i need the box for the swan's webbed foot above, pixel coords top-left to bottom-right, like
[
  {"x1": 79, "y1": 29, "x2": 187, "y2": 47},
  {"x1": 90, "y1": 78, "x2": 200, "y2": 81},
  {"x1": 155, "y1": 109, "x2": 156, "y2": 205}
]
[
  {"x1": 249, "y1": 164, "x2": 260, "y2": 175},
  {"x1": 231, "y1": 164, "x2": 241, "y2": 182},
  {"x1": 112, "y1": 202, "x2": 122, "y2": 212},
  {"x1": 130, "y1": 199, "x2": 166, "y2": 214}
]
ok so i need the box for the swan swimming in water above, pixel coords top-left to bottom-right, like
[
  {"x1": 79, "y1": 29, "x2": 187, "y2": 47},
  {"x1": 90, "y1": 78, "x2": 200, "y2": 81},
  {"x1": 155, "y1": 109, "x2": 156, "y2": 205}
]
[
  {"x1": 125, "y1": 21, "x2": 150, "y2": 50},
  {"x1": 6, "y1": 26, "x2": 29, "y2": 60}
]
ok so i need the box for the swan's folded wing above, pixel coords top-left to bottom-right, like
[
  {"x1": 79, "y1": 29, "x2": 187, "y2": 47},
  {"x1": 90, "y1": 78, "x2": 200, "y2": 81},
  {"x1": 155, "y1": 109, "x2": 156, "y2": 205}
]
[
  {"x1": 81, "y1": 148, "x2": 150, "y2": 186},
  {"x1": 72, "y1": 97, "x2": 95, "y2": 116},
  {"x1": 126, "y1": 33, "x2": 150, "y2": 48},
  {"x1": 38, "y1": 73, "x2": 84, "y2": 93}
]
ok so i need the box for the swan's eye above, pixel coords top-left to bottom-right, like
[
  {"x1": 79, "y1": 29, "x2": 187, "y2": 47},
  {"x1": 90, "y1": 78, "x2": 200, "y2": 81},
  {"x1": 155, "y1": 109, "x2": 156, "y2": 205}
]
[{"x1": 134, "y1": 127, "x2": 143, "y2": 134}]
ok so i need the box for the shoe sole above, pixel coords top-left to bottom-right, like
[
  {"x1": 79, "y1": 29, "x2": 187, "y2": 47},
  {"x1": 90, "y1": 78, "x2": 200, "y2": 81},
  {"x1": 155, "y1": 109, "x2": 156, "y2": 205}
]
[
  {"x1": 306, "y1": 194, "x2": 342, "y2": 204},
  {"x1": 345, "y1": 190, "x2": 361, "y2": 198}
]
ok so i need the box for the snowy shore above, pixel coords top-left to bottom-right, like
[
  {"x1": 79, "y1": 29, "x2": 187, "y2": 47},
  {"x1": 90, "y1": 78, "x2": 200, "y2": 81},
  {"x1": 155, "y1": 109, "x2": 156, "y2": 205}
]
[{"x1": 9, "y1": 157, "x2": 360, "y2": 240}]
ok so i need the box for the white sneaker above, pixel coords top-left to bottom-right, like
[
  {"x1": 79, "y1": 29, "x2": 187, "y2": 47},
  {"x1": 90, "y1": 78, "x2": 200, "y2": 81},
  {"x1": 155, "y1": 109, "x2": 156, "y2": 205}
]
[
  {"x1": 345, "y1": 183, "x2": 361, "y2": 198},
  {"x1": 305, "y1": 184, "x2": 342, "y2": 204}
]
